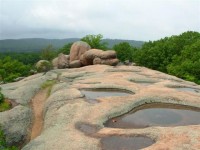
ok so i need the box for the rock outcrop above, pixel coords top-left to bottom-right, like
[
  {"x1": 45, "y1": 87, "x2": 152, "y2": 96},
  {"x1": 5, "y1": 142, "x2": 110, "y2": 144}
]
[
  {"x1": 69, "y1": 41, "x2": 91, "y2": 62},
  {"x1": 80, "y1": 49, "x2": 119, "y2": 66},
  {"x1": 69, "y1": 60, "x2": 82, "y2": 68},
  {"x1": 50, "y1": 41, "x2": 119, "y2": 69},
  {"x1": 1, "y1": 65, "x2": 200, "y2": 150},
  {"x1": 52, "y1": 54, "x2": 70, "y2": 69},
  {"x1": 57, "y1": 53, "x2": 69, "y2": 69},
  {"x1": 0, "y1": 73, "x2": 57, "y2": 146}
]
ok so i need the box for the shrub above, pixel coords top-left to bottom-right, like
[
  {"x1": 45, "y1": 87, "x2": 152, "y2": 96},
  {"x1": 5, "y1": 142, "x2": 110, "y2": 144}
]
[
  {"x1": 36, "y1": 60, "x2": 52, "y2": 73},
  {"x1": 0, "y1": 88, "x2": 4, "y2": 104}
]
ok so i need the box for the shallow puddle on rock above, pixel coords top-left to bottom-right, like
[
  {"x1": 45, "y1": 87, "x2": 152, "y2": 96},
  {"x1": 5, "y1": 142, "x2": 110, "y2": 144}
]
[
  {"x1": 175, "y1": 87, "x2": 200, "y2": 93},
  {"x1": 130, "y1": 80, "x2": 156, "y2": 86},
  {"x1": 101, "y1": 136, "x2": 154, "y2": 150},
  {"x1": 80, "y1": 89, "x2": 132, "y2": 103},
  {"x1": 136, "y1": 82, "x2": 155, "y2": 86},
  {"x1": 104, "y1": 103, "x2": 200, "y2": 128}
]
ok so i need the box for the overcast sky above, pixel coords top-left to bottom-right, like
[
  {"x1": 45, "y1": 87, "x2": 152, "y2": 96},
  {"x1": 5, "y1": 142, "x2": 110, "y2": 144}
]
[{"x1": 0, "y1": 0, "x2": 199, "y2": 41}]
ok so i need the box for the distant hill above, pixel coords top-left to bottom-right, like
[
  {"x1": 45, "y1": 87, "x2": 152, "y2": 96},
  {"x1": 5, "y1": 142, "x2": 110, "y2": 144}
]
[{"x1": 0, "y1": 38, "x2": 144, "y2": 52}]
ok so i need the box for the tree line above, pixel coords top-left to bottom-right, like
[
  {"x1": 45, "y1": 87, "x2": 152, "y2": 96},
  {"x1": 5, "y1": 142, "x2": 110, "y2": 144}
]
[{"x1": 0, "y1": 31, "x2": 199, "y2": 84}]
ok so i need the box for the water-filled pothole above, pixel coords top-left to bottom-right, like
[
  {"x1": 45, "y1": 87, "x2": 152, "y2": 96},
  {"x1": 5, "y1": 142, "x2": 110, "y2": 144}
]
[
  {"x1": 80, "y1": 89, "x2": 133, "y2": 103},
  {"x1": 129, "y1": 79, "x2": 156, "y2": 86},
  {"x1": 175, "y1": 87, "x2": 200, "y2": 93},
  {"x1": 104, "y1": 103, "x2": 200, "y2": 128},
  {"x1": 101, "y1": 136, "x2": 154, "y2": 150}
]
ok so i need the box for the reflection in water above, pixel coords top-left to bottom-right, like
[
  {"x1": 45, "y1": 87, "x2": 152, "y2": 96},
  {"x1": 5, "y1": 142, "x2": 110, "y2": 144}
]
[
  {"x1": 101, "y1": 136, "x2": 154, "y2": 150},
  {"x1": 104, "y1": 103, "x2": 200, "y2": 128}
]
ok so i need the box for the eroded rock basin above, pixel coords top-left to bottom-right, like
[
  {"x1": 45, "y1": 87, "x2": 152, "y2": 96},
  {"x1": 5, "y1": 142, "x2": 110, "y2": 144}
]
[
  {"x1": 80, "y1": 89, "x2": 133, "y2": 103},
  {"x1": 104, "y1": 103, "x2": 200, "y2": 128},
  {"x1": 175, "y1": 87, "x2": 200, "y2": 93},
  {"x1": 101, "y1": 136, "x2": 154, "y2": 150}
]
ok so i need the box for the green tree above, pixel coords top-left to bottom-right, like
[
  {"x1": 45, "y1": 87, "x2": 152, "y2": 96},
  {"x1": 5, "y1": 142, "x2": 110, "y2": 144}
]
[
  {"x1": 81, "y1": 34, "x2": 108, "y2": 50},
  {"x1": 0, "y1": 52, "x2": 41, "y2": 65},
  {"x1": 57, "y1": 43, "x2": 73, "y2": 55},
  {"x1": 133, "y1": 31, "x2": 200, "y2": 84},
  {"x1": 40, "y1": 45, "x2": 56, "y2": 61},
  {"x1": 134, "y1": 31, "x2": 200, "y2": 72},
  {"x1": 113, "y1": 42, "x2": 136, "y2": 62},
  {"x1": 167, "y1": 40, "x2": 200, "y2": 84},
  {"x1": 0, "y1": 57, "x2": 31, "y2": 82}
]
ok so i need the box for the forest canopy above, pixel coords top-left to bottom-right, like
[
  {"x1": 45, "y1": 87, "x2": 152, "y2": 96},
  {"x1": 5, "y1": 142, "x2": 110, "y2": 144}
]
[{"x1": 133, "y1": 31, "x2": 200, "y2": 84}]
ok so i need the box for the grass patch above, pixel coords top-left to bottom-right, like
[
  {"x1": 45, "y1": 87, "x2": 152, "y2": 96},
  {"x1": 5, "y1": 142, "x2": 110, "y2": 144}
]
[
  {"x1": 41, "y1": 80, "x2": 57, "y2": 97},
  {"x1": 41, "y1": 80, "x2": 57, "y2": 89},
  {"x1": 0, "y1": 100, "x2": 11, "y2": 112},
  {"x1": 0, "y1": 87, "x2": 11, "y2": 112}
]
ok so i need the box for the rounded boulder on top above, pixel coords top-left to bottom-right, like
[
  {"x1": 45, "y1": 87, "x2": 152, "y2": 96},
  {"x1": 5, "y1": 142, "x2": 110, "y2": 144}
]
[{"x1": 69, "y1": 41, "x2": 91, "y2": 62}]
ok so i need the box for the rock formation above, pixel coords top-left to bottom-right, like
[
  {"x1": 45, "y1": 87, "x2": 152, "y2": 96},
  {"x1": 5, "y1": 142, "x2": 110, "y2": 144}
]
[
  {"x1": 50, "y1": 41, "x2": 119, "y2": 70},
  {"x1": 52, "y1": 54, "x2": 70, "y2": 69},
  {"x1": 69, "y1": 41, "x2": 91, "y2": 62},
  {"x1": 57, "y1": 53, "x2": 70, "y2": 69},
  {"x1": 69, "y1": 60, "x2": 82, "y2": 68},
  {"x1": 0, "y1": 65, "x2": 200, "y2": 150},
  {"x1": 80, "y1": 49, "x2": 118, "y2": 66}
]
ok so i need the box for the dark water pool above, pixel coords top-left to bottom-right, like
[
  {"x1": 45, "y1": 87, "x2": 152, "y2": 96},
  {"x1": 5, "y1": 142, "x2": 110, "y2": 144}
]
[
  {"x1": 101, "y1": 136, "x2": 154, "y2": 150},
  {"x1": 80, "y1": 89, "x2": 133, "y2": 103},
  {"x1": 104, "y1": 103, "x2": 200, "y2": 128}
]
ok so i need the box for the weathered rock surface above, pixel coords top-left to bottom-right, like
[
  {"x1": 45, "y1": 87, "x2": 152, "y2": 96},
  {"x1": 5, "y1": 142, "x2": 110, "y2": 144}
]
[
  {"x1": 0, "y1": 72, "x2": 59, "y2": 146},
  {"x1": 93, "y1": 57, "x2": 119, "y2": 66},
  {"x1": 69, "y1": 60, "x2": 82, "y2": 68},
  {"x1": 0, "y1": 105, "x2": 31, "y2": 146},
  {"x1": 57, "y1": 53, "x2": 69, "y2": 69},
  {"x1": 80, "y1": 49, "x2": 119, "y2": 66},
  {"x1": 69, "y1": 41, "x2": 91, "y2": 62},
  {"x1": 0, "y1": 65, "x2": 200, "y2": 150},
  {"x1": 52, "y1": 54, "x2": 70, "y2": 69}
]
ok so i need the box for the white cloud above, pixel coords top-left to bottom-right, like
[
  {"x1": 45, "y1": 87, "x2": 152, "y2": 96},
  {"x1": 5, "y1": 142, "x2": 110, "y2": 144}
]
[{"x1": 0, "y1": 0, "x2": 199, "y2": 40}]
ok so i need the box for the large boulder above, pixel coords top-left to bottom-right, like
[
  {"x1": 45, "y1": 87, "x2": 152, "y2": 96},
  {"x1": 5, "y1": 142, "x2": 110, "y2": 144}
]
[
  {"x1": 57, "y1": 53, "x2": 69, "y2": 69},
  {"x1": 52, "y1": 57, "x2": 58, "y2": 69},
  {"x1": 69, "y1": 60, "x2": 82, "y2": 68},
  {"x1": 0, "y1": 105, "x2": 32, "y2": 147},
  {"x1": 80, "y1": 49, "x2": 118, "y2": 66},
  {"x1": 35, "y1": 60, "x2": 52, "y2": 72},
  {"x1": 69, "y1": 41, "x2": 91, "y2": 62},
  {"x1": 99, "y1": 50, "x2": 117, "y2": 59},
  {"x1": 80, "y1": 49, "x2": 102, "y2": 65},
  {"x1": 52, "y1": 54, "x2": 70, "y2": 69},
  {"x1": 93, "y1": 57, "x2": 119, "y2": 66}
]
